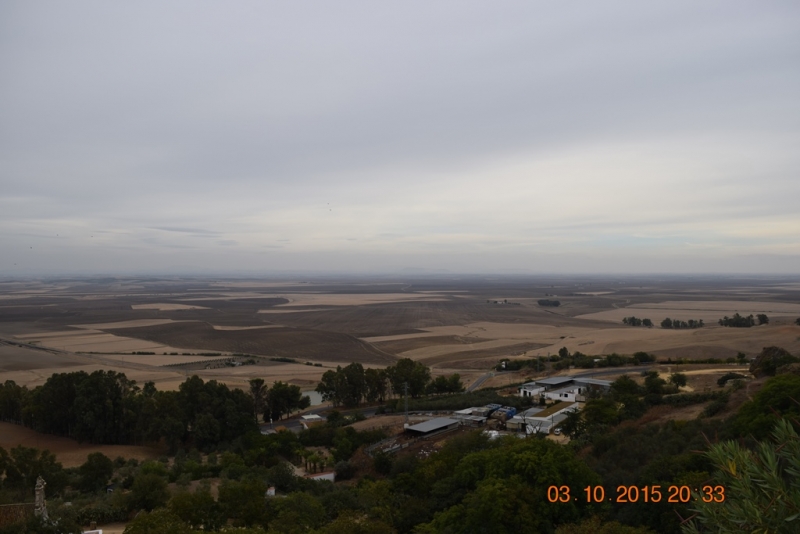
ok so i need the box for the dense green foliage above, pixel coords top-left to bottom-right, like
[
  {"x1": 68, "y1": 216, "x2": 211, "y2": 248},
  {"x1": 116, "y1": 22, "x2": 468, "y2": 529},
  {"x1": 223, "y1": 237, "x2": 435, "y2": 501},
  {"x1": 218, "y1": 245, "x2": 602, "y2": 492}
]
[
  {"x1": 3, "y1": 363, "x2": 800, "y2": 533},
  {"x1": 0, "y1": 373, "x2": 257, "y2": 451},
  {"x1": 718, "y1": 313, "x2": 756, "y2": 327},
  {"x1": 683, "y1": 418, "x2": 800, "y2": 534},
  {"x1": 538, "y1": 299, "x2": 561, "y2": 306},
  {"x1": 552, "y1": 349, "x2": 656, "y2": 370},
  {"x1": 660, "y1": 318, "x2": 704, "y2": 329},
  {"x1": 730, "y1": 373, "x2": 800, "y2": 436},
  {"x1": 316, "y1": 359, "x2": 462, "y2": 408},
  {"x1": 622, "y1": 317, "x2": 652, "y2": 327}
]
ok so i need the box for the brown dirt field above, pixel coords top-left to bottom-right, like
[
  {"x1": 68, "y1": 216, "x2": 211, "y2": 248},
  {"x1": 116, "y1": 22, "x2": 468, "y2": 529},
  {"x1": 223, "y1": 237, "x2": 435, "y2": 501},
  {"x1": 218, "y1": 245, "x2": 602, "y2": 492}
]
[
  {"x1": 576, "y1": 300, "x2": 800, "y2": 324},
  {"x1": 0, "y1": 422, "x2": 162, "y2": 468},
  {"x1": 371, "y1": 335, "x2": 493, "y2": 354},
  {"x1": 131, "y1": 303, "x2": 210, "y2": 310},
  {"x1": 349, "y1": 415, "x2": 407, "y2": 434},
  {"x1": 0, "y1": 343, "x2": 94, "y2": 371},
  {"x1": 268, "y1": 293, "x2": 451, "y2": 307},
  {"x1": 418, "y1": 342, "x2": 550, "y2": 367},
  {"x1": 106, "y1": 321, "x2": 396, "y2": 366}
]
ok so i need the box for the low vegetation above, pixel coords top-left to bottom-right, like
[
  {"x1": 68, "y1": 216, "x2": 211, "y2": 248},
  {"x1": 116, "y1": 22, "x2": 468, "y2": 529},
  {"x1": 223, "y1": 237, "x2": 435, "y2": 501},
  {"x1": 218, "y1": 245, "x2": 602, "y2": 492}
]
[{"x1": 537, "y1": 299, "x2": 561, "y2": 307}]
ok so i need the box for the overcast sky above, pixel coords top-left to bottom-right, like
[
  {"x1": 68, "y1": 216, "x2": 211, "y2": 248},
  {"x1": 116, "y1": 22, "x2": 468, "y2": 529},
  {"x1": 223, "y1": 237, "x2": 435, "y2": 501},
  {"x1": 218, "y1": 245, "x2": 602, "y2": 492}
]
[{"x1": 1, "y1": 1, "x2": 799, "y2": 276}]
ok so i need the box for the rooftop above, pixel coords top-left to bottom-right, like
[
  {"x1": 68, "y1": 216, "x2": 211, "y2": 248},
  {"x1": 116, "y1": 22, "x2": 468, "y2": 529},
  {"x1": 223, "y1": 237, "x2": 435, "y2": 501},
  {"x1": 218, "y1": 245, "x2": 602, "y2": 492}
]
[
  {"x1": 535, "y1": 376, "x2": 574, "y2": 386},
  {"x1": 406, "y1": 417, "x2": 460, "y2": 434}
]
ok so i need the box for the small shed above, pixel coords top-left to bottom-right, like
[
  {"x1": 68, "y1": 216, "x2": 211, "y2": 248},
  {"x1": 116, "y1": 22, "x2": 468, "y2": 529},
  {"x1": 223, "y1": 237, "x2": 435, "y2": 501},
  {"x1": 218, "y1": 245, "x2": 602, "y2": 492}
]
[{"x1": 300, "y1": 414, "x2": 325, "y2": 429}]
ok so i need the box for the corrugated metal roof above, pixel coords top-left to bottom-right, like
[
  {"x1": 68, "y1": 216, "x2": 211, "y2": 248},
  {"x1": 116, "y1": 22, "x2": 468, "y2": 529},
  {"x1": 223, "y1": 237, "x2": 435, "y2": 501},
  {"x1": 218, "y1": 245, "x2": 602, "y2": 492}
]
[
  {"x1": 406, "y1": 417, "x2": 460, "y2": 433},
  {"x1": 535, "y1": 376, "x2": 574, "y2": 386},
  {"x1": 575, "y1": 378, "x2": 612, "y2": 387}
]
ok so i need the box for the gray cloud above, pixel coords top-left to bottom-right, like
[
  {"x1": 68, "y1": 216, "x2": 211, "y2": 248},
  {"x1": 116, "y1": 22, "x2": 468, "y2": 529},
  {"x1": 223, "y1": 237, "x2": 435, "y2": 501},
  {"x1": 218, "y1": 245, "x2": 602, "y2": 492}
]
[{"x1": 1, "y1": 1, "x2": 799, "y2": 275}]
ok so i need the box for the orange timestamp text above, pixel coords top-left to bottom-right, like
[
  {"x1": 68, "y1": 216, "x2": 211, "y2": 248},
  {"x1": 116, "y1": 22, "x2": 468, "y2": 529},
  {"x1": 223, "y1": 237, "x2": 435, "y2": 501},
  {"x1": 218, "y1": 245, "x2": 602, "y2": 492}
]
[{"x1": 547, "y1": 485, "x2": 725, "y2": 504}]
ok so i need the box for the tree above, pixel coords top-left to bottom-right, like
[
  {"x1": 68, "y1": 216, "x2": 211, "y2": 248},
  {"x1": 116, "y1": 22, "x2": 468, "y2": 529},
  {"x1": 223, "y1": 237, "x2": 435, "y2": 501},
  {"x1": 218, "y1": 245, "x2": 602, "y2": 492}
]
[
  {"x1": 248, "y1": 378, "x2": 267, "y2": 423},
  {"x1": 339, "y1": 363, "x2": 367, "y2": 407},
  {"x1": 731, "y1": 374, "x2": 800, "y2": 437},
  {"x1": 718, "y1": 313, "x2": 755, "y2": 328},
  {"x1": 78, "y1": 452, "x2": 114, "y2": 493},
  {"x1": 756, "y1": 313, "x2": 769, "y2": 325},
  {"x1": 682, "y1": 418, "x2": 800, "y2": 534},
  {"x1": 386, "y1": 358, "x2": 431, "y2": 398},
  {"x1": 266, "y1": 381, "x2": 311, "y2": 420},
  {"x1": 315, "y1": 512, "x2": 394, "y2": 534},
  {"x1": 316, "y1": 370, "x2": 340, "y2": 406},
  {"x1": 643, "y1": 371, "x2": 666, "y2": 395},
  {"x1": 267, "y1": 492, "x2": 327, "y2": 533},
  {"x1": 661, "y1": 317, "x2": 673, "y2": 329},
  {"x1": 123, "y1": 509, "x2": 193, "y2": 534},
  {"x1": 796, "y1": 317, "x2": 800, "y2": 326},
  {"x1": 611, "y1": 375, "x2": 641, "y2": 397},
  {"x1": 558, "y1": 347, "x2": 570, "y2": 359},
  {"x1": 642, "y1": 318, "x2": 653, "y2": 327},
  {"x1": 558, "y1": 516, "x2": 656, "y2": 533},
  {"x1": 364, "y1": 368, "x2": 388, "y2": 403},
  {"x1": 129, "y1": 473, "x2": 170, "y2": 512},
  {"x1": 168, "y1": 486, "x2": 224, "y2": 531},
  {"x1": 668, "y1": 373, "x2": 687, "y2": 388}
]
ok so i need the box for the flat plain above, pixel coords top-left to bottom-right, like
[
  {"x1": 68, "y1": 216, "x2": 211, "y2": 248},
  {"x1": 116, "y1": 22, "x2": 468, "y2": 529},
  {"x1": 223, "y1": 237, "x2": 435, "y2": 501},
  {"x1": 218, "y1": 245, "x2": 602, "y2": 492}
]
[{"x1": 1, "y1": 275, "x2": 799, "y2": 394}]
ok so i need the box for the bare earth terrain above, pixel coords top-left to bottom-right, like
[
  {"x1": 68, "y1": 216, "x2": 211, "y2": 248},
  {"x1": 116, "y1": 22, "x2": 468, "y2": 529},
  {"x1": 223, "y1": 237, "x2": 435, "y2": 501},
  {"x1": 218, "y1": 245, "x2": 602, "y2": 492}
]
[
  {"x1": 1, "y1": 275, "x2": 798, "y2": 397},
  {"x1": 0, "y1": 421, "x2": 161, "y2": 468}
]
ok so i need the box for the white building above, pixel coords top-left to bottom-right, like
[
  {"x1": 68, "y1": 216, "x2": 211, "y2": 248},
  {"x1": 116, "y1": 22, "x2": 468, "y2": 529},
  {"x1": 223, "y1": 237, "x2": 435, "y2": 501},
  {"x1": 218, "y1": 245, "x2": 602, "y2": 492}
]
[{"x1": 518, "y1": 376, "x2": 611, "y2": 402}]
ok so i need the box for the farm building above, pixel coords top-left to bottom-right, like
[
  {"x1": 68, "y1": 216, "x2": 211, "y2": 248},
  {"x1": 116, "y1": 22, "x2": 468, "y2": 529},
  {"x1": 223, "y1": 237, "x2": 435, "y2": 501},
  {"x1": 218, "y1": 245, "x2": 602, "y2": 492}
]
[
  {"x1": 300, "y1": 414, "x2": 325, "y2": 429},
  {"x1": 519, "y1": 377, "x2": 611, "y2": 402},
  {"x1": 452, "y1": 408, "x2": 487, "y2": 426},
  {"x1": 405, "y1": 417, "x2": 460, "y2": 438}
]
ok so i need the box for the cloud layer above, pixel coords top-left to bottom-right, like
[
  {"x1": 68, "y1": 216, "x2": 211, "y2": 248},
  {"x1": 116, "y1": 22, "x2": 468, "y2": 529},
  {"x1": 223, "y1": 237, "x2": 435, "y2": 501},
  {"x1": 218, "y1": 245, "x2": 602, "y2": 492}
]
[{"x1": 2, "y1": 1, "x2": 799, "y2": 275}]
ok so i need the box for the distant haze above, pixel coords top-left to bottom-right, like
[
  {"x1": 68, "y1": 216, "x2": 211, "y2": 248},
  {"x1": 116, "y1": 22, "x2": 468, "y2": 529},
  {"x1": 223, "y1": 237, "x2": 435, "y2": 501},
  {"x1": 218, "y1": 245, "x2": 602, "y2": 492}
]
[{"x1": 1, "y1": 1, "x2": 799, "y2": 275}]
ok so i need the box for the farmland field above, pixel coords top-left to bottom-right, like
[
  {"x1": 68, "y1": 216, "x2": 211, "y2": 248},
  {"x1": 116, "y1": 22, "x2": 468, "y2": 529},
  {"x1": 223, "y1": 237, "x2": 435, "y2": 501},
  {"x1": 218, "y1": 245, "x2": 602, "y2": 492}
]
[{"x1": 1, "y1": 275, "x2": 799, "y2": 393}]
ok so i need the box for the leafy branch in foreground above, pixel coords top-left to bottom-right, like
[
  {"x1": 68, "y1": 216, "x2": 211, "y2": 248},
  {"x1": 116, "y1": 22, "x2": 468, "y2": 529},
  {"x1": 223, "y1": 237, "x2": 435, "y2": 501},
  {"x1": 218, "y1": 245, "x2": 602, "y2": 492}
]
[{"x1": 682, "y1": 417, "x2": 800, "y2": 534}]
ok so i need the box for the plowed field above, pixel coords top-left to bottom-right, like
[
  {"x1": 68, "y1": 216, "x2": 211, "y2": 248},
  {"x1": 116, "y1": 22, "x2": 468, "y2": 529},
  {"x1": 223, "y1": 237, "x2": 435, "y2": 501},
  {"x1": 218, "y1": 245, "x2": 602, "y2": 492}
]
[{"x1": 106, "y1": 321, "x2": 396, "y2": 365}]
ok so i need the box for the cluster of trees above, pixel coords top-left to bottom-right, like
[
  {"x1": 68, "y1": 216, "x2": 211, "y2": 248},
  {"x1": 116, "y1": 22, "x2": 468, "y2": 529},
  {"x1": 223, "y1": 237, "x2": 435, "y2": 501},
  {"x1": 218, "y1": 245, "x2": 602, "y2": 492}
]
[
  {"x1": 718, "y1": 313, "x2": 768, "y2": 327},
  {"x1": 660, "y1": 317, "x2": 704, "y2": 329},
  {"x1": 4, "y1": 366, "x2": 800, "y2": 533},
  {"x1": 247, "y1": 379, "x2": 310, "y2": 423},
  {"x1": 622, "y1": 316, "x2": 653, "y2": 327},
  {"x1": 0, "y1": 372, "x2": 257, "y2": 452},
  {"x1": 551, "y1": 347, "x2": 656, "y2": 370},
  {"x1": 537, "y1": 299, "x2": 561, "y2": 307},
  {"x1": 315, "y1": 359, "x2": 462, "y2": 408}
]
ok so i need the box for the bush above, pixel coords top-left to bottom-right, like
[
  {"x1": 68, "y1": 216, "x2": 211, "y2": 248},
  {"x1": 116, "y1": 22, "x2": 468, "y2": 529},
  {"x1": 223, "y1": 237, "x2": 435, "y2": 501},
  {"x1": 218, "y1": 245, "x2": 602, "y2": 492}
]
[
  {"x1": 537, "y1": 299, "x2": 560, "y2": 307},
  {"x1": 717, "y1": 372, "x2": 747, "y2": 387},
  {"x1": 701, "y1": 396, "x2": 729, "y2": 418},
  {"x1": 334, "y1": 461, "x2": 356, "y2": 480}
]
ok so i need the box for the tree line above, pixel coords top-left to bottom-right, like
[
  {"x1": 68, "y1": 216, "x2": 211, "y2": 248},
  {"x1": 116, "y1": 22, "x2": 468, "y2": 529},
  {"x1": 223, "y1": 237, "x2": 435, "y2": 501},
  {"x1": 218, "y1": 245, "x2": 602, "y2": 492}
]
[
  {"x1": 315, "y1": 359, "x2": 463, "y2": 408},
  {"x1": 718, "y1": 313, "x2": 768, "y2": 327},
  {"x1": 660, "y1": 317, "x2": 704, "y2": 329},
  {"x1": 537, "y1": 299, "x2": 561, "y2": 307},
  {"x1": 247, "y1": 379, "x2": 310, "y2": 424},
  {"x1": 551, "y1": 347, "x2": 656, "y2": 370},
  {"x1": 0, "y1": 372, "x2": 259, "y2": 453},
  {"x1": 622, "y1": 316, "x2": 653, "y2": 327}
]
